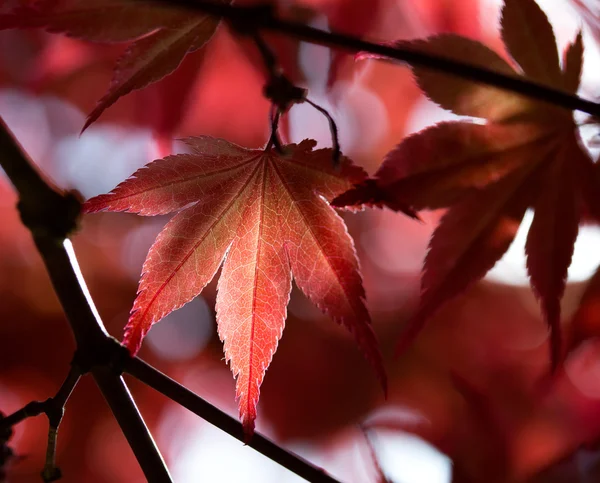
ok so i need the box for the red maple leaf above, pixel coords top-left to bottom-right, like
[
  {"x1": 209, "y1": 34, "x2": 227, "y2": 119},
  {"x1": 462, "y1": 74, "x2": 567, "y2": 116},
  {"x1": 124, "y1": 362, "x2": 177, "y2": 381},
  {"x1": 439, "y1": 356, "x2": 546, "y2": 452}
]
[
  {"x1": 334, "y1": 0, "x2": 597, "y2": 368},
  {"x1": 0, "y1": 0, "x2": 223, "y2": 130},
  {"x1": 84, "y1": 137, "x2": 386, "y2": 434}
]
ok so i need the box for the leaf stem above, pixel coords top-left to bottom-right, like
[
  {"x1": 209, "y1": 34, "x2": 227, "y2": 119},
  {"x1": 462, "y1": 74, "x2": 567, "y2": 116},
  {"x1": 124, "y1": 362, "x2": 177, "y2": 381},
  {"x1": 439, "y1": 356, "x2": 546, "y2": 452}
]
[
  {"x1": 305, "y1": 98, "x2": 341, "y2": 167},
  {"x1": 252, "y1": 32, "x2": 279, "y2": 79},
  {"x1": 150, "y1": 0, "x2": 600, "y2": 117},
  {"x1": 266, "y1": 105, "x2": 283, "y2": 152}
]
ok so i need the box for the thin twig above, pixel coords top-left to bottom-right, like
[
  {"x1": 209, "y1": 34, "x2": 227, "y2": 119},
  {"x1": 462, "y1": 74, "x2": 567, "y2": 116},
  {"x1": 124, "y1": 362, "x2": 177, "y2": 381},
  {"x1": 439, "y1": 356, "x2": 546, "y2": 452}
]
[
  {"x1": 0, "y1": 366, "x2": 81, "y2": 481},
  {"x1": 0, "y1": 402, "x2": 47, "y2": 430},
  {"x1": 149, "y1": 0, "x2": 600, "y2": 117},
  {"x1": 124, "y1": 357, "x2": 342, "y2": 483},
  {"x1": 252, "y1": 30, "x2": 345, "y2": 168},
  {"x1": 0, "y1": 362, "x2": 80, "y2": 433},
  {"x1": 41, "y1": 366, "x2": 80, "y2": 481},
  {"x1": 41, "y1": 426, "x2": 61, "y2": 482}
]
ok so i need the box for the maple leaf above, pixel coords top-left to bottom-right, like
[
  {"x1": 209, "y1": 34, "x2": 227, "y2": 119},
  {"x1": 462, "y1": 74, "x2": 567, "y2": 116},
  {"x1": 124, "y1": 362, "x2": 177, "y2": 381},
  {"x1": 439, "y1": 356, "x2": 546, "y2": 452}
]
[
  {"x1": 334, "y1": 0, "x2": 597, "y2": 367},
  {"x1": 0, "y1": 0, "x2": 223, "y2": 130},
  {"x1": 84, "y1": 137, "x2": 386, "y2": 434}
]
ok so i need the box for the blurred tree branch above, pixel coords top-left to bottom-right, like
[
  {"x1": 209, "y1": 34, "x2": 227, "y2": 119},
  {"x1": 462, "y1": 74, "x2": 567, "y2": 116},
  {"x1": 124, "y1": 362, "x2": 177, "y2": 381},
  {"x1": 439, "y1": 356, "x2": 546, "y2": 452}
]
[{"x1": 152, "y1": 0, "x2": 600, "y2": 118}]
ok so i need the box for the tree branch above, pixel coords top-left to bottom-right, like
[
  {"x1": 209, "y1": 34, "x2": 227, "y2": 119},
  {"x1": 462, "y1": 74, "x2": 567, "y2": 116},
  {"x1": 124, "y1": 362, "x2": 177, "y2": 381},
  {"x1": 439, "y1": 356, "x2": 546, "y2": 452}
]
[
  {"x1": 93, "y1": 367, "x2": 171, "y2": 482},
  {"x1": 0, "y1": 117, "x2": 172, "y2": 483},
  {"x1": 150, "y1": 0, "x2": 600, "y2": 118},
  {"x1": 125, "y1": 356, "x2": 342, "y2": 483}
]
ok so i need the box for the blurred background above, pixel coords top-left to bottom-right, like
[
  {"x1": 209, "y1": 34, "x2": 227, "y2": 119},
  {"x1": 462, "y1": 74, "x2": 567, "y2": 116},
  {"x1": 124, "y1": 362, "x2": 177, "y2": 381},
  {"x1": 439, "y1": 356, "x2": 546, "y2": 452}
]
[{"x1": 1, "y1": 0, "x2": 600, "y2": 481}]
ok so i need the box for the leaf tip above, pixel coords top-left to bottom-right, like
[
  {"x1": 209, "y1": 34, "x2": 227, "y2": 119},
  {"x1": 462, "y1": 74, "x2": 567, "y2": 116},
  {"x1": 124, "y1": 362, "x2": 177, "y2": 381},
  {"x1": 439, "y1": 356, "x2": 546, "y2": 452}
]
[
  {"x1": 331, "y1": 179, "x2": 377, "y2": 208},
  {"x1": 80, "y1": 119, "x2": 92, "y2": 136},
  {"x1": 332, "y1": 179, "x2": 418, "y2": 219},
  {"x1": 81, "y1": 106, "x2": 103, "y2": 135},
  {"x1": 242, "y1": 416, "x2": 255, "y2": 444}
]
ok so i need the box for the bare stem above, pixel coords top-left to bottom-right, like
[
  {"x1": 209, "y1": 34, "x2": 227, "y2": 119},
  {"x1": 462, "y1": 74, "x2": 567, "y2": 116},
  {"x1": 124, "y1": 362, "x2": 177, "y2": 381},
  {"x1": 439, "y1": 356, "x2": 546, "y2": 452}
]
[
  {"x1": 149, "y1": 0, "x2": 600, "y2": 117},
  {"x1": 0, "y1": 367, "x2": 80, "y2": 434},
  {"x1": 42, "y1": 368, "x2": 81, "y2": 482},
  {"x1": 0, "y1": 366, "x2": 80, "y2": 482}
]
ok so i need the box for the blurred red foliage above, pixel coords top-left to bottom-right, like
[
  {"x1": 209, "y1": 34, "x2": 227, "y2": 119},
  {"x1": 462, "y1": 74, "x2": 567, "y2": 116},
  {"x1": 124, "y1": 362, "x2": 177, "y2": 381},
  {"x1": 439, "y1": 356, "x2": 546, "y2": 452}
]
[{"x1": 1, "y1": 0, "x2": 600, "y2": 482}]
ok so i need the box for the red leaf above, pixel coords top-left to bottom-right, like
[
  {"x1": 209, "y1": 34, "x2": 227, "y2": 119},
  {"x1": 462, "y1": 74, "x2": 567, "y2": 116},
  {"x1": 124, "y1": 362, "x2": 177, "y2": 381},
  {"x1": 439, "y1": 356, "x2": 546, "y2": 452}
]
[
  {"x1": 501, "y1": 0, "x2": 562, "y2": 86},
  {"x1": 84, "y1": 137, "x2": 386, "y2": 435},
  {"x1": 334, "y1": 121, "x2": 548, "y2": 211},
  {"x1": 331, "y1": 179, "x2": 419, "y2": 218},
  {"x1": 337, "y1": 0, "x2": 590, "y2": 366},
  {"x1": 563, "y1": 31, "x2": 584, "y2": 93},
  {"x1": 358, "y1": 34, "x2": 523, "y2": 121},
  {"x1": 525, "y1": 143, "x2": 581, "y2": 368},
  {"x1": 396, "y1": 169, "x2": 533, "y2": 355},
  {"x1": 403, "y1": 35, "x2": 521, "y2": 122},
  {"x1": 1, "y1": 0, "x2": 223, "y2": 130},
  {"x1": 82, "y1": 15, "x2": 220, "y2": 131}
]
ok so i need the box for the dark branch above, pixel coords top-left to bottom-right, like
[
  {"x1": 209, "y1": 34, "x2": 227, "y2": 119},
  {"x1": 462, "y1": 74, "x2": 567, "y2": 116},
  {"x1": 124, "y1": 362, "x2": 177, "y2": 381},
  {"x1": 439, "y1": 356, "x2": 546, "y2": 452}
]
[
  {"x1": 150, "y1": 0, "x2": 600, "y2": 118},
  {"x1": 0, "y1": 117, "x2": 172, "y2": 483},
  {"x1": 93, "y1": 367, "x2": 172, "y2": 482},
  {"x1": 125, "y1": 357, "x2": 342, "y2": 483}
]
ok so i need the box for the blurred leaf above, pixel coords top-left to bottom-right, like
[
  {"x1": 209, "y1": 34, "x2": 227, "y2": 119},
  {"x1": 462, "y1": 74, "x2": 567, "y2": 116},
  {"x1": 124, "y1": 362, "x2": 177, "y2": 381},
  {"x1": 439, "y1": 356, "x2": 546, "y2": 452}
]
[
  {"x1": 1, "y1": 0, "x2": 224, "y2": 130},
  {"x1": 334, "y1": 0, "x2": 591, "y2": 367}
]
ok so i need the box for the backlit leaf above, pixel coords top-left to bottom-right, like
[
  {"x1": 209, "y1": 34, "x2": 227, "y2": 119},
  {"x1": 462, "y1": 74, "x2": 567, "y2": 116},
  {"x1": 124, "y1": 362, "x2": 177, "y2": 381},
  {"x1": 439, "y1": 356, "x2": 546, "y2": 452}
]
[{"x1": 85, "y1": 137, "x2": 386, "y2": 435}]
